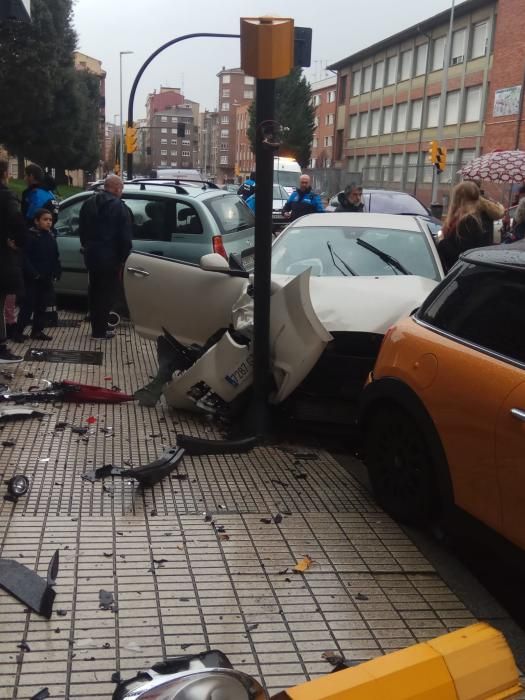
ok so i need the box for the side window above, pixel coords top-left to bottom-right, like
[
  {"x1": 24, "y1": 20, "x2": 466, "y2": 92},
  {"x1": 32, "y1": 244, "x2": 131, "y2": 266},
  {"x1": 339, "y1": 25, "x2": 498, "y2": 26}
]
[
  {"x1": 55, "y1": 198, "x2": 86, "y2": 237},
  {"x1": 167, "y1": 201, "x2": 203, "y2": 237},
  {"x1": 123, "y1": 198, "x2": 169, "y2": 241},
  {"x1": 420, "y1": 264, "x2": 525, "y2": 364}
]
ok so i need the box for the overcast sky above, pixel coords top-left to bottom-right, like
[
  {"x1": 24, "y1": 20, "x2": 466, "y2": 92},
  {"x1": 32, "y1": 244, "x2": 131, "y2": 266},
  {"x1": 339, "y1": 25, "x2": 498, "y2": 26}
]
[{"x1": 73, "y1": 0, "x2": 456, "y2": 123}]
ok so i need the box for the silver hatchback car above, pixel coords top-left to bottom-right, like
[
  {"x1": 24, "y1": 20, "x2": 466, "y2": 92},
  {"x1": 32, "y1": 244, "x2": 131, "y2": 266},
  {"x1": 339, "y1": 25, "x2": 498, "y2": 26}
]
[{"x1": 54, "y1": 180, "x2": 255, "y2": 296}]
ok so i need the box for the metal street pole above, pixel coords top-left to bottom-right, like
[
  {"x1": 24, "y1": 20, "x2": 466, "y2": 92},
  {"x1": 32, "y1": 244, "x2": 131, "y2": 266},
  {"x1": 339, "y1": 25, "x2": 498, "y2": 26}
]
[
  {"x1": 431, "y1": 0, "x2": 455, "y2": 209},
  {"x1": 119, "y1": 51, "x2": 133, "y2": 178}
]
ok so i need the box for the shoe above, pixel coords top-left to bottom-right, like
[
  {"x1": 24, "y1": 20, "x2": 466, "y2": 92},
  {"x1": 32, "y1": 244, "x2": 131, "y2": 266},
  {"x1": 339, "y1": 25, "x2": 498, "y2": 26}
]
[
  {"x1": 0, "y1": 349, "x2": 23, "y2": 364},
  {"x1": 10, "y1": 332, "x2": 29, "y2": 343},
  {"x1": 30, "y1": 332, "x2": 52, "y2": 341},
  {"x1": 91, "y1": 331, "x2": 115, "y2": 340}
]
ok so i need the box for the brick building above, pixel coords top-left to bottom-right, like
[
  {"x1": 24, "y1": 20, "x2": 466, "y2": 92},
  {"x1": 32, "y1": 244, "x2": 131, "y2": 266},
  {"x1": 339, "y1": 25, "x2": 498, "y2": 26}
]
[
  {"x1": 74, "y1": 51, "x2": 106, "y2": 180},
  {"x1": 198, "y1": 110, "x2": 219, "y2": 179},
  {"x1": 145, "y1": 89, "x2": 199, "y2": 171},
  {"x1": 327, "y1": 0, "x2": 522, "y2": 204},
  {"x1": 216, "y1": 67, "x2": 255, "y2": 182},
  {"x1": 235, "y1": 102, "x2": 255, "y2": 180},
  {"x1": 310, "y1": 77, "x2": 337, "y2": 168}
]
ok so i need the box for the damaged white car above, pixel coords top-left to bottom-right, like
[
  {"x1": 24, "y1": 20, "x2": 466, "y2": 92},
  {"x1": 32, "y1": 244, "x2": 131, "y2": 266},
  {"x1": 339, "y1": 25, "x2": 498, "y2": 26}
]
[{"x1": 125, "y1": 213, "x2": 444, "y2": 427}]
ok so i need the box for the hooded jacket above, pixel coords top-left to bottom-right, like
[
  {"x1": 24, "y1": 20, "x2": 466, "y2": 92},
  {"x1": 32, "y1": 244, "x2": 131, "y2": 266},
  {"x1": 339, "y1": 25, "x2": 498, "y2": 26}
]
[
  {"x1": 22, "y1": 186, "x2": 59, "y2": 224},
  {"x1": 23, "y1": 227, "x2": 61, "y2": 282},
  {"x1": 282, "y1": 187, "x2": 324, "y2": 221},
  {"x1": 78, "y1": 191, "x2": 132, "y2": 270},
  {"x1": 335, "y1": 189, "x2": 365, "y2": 213}
]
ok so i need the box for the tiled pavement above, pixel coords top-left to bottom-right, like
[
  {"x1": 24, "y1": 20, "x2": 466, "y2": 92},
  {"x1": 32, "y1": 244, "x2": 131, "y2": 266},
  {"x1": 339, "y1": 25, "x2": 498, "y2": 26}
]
[{"x1": 0, "y1": 313, "x2": 518, "y2": 698}]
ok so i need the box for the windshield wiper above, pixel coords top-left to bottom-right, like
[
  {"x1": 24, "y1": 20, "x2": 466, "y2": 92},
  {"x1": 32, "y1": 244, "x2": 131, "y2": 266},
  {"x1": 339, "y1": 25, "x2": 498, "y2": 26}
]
[
  {"x1": 327, "y1": 241, "x2": 358, "y2": 276},
  {"x1": 355, "y1": 238, "x2": 411, "y2": 275}
]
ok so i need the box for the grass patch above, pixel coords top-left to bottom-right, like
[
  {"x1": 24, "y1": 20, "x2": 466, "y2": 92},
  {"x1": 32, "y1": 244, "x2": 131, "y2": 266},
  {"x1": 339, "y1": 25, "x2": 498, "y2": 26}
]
[{"x1": 9, "y1": 179, "x2": 83, "y2": 199}]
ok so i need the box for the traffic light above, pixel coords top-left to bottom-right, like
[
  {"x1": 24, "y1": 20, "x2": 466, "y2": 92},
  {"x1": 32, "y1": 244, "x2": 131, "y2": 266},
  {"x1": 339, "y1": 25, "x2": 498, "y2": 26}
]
[
  {"x1": 125, "y1": 125, "x2": 138, "y2": 154},
  {"x1": 428, "y1": 140, "x2": 438, "y2": 165},
  {"x1": 294, "y1": 27, "x2": 312, "y2": 68},
  {"x1": 435, "y1": 146, "x2": 447, "y2": 173}
]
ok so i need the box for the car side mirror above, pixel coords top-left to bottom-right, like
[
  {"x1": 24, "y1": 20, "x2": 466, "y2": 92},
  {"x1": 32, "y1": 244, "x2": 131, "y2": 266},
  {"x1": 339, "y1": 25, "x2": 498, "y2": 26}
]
[{"x1": 200, "y1": 253, "x2": 231, "y2": 272}]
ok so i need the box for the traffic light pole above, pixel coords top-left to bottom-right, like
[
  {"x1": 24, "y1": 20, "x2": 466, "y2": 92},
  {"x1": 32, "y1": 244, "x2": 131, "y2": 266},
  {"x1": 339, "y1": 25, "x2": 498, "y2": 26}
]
[{"x1": 125, "y1": 33, "x2": 239, "y2": 180}]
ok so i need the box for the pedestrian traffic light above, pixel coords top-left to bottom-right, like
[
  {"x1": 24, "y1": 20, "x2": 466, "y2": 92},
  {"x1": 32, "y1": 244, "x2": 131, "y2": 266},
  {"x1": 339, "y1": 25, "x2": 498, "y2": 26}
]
[
  {"x1": 435, "y1": 146, "x2": 447, "y2": 173},
  {"x1": 428, "y1": 140, "x2": 438, "y2": 165},
  {"x1": 125, "y1": 126, "x2": 138, "y2": 154}
]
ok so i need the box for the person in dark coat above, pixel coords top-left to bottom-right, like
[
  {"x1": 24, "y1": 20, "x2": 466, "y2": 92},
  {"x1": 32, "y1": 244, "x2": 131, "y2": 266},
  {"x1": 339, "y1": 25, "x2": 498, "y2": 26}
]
[
  {"x1": 0, "y1": 160, "x2": 27, "y2": 363},
  {"x1": 237, "y1": 172, "x2": 256, "y2": 200},
  {"x1": 21, "y1": 163, "x2": 59, "y2": 225},
  {"x1": 16, "y1": 209, "x2": 61, "y2": 341},
  {"x1": 437, "y1": 181, "x2": 486, "y2": 273},
  {"x1": 79, "y1": 175, "x2": 132, "y2": 339},
  {"x1": 334, "y1": 183, "x2": 365, "y2": 212},
  {"x1": 282, "y1": 174, "x2": 324, "y2": 222}
]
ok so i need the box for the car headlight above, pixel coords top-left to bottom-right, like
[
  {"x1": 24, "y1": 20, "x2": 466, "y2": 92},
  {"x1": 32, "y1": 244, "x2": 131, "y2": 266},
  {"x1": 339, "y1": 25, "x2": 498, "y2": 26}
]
[{"x1": 7, "y1": 475, "x2": 29, "y2": 498}]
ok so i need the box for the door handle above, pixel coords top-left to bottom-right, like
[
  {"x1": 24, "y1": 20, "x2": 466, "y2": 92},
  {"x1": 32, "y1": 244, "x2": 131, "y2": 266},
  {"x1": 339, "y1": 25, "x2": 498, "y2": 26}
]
[
  {"x1": 127, "y1": 267, "x2": 150, "y2": 277},
  {"x1": 510, "y1": 408, "x2": 525, "y2": 422}
]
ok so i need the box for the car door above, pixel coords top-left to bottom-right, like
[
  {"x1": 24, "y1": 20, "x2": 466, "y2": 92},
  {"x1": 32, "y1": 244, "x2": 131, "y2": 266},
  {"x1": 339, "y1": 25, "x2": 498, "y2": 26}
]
[
  {"x1": 124, "y1": 251, "x2": 246, "y2": 345},
  {"x1": 55, "y1": 194, "x2": 91, "y2": 295}
]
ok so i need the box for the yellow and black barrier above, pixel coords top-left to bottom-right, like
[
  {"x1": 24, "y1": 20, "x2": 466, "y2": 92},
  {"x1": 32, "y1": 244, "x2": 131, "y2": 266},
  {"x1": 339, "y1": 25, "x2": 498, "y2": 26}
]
[{"x1": 278, "y1": 623, "x2": 521, "y2": 700}]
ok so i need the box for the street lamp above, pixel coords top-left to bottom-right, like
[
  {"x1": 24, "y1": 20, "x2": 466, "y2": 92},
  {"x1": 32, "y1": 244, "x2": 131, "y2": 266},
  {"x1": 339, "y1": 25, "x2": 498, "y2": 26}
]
[
  {"x1": 113, "y1": 113, "x2": 119, "y2": 171},
  {"x1": 119, "y1": 50, "x2": 134, "y2": 178}
]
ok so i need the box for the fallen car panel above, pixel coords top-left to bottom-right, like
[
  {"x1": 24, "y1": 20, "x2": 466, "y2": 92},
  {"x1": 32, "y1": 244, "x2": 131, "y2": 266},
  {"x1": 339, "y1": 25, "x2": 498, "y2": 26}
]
[{"x1": 0, "y1": 550, "x2": 59, "y2": 619}]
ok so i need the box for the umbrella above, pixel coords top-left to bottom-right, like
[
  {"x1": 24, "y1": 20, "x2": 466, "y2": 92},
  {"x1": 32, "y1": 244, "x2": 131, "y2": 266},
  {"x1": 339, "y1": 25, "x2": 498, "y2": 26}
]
[{"x1": 459, "y1": 150, "x2": 525, "y2": 183}]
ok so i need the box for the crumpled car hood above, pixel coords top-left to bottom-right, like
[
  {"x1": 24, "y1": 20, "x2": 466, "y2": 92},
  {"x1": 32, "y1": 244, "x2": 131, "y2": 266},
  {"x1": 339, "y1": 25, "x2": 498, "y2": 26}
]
[{"x1": 270, "y1": 274, "x2": 439, "y2": 333}]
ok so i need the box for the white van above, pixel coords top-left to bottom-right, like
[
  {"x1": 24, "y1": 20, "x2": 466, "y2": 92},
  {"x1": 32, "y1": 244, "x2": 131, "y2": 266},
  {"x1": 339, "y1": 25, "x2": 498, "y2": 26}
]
[
  {"x1": 149, "y1": 168, "x2": 204, "y2": 182},
  {"x1": 273, "y1": 157, "x2": 301, "y2": 195}
]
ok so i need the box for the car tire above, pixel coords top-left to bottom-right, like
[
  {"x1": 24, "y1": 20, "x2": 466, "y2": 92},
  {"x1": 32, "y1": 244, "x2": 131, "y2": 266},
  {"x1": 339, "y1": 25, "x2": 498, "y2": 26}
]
[{"x1": 364, "y1": 406, "x2": 439, "y2": 526}]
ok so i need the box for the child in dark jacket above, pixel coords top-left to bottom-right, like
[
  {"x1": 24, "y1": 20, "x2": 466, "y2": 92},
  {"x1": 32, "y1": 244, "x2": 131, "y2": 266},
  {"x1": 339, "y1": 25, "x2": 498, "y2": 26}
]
[{"x1": 16, "y1": 208, "x2": 61, "y2": 341}]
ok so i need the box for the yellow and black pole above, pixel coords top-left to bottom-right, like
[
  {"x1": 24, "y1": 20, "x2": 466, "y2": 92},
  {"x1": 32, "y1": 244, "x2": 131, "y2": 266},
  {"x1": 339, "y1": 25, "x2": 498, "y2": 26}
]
[{"x1": 240, "y1": 17, "x2": 294, "y2": 437}]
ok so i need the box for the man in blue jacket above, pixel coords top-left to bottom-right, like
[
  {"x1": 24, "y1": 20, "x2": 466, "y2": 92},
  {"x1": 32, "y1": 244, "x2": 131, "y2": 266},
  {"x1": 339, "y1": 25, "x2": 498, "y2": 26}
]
[
  {"x1": 21, "y1": 164, "x2": 59, "y2": 225},
  {"x1": 79, "y1": 175, "x2": 132, "y2": 339},
  {"x1": 282, "y1": 174, "x2": 324, "y2": 222}
]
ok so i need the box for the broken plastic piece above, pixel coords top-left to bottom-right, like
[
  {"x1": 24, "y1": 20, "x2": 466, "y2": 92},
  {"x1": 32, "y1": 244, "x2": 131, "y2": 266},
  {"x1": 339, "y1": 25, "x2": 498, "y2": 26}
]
[
  {"x1": 176, "y1": 435, "x2": 256, "y2": 456},
  {"x1": 121, "y1": 447, "x2": 185, "y2": 487},
  {"x1": 82, "y1": 464, "x2": 127, "y2": 483},
  {"x1": 0, "y1": 549, "x2": 59, "y2": 618},
  {"x1": 30, "y1": 688, "x2": 50, "y2": 700},
  {"x1": 0, "y1": 407, "x2": 45, "y2": 422},
  {"x1": 293, "y1": 555, "x2": 313, "y2": 573}
]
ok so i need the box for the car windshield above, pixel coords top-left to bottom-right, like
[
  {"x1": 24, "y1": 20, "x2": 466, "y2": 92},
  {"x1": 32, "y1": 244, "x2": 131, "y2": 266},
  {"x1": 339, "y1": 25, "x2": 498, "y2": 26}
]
[
  {"x1": 273, "y1": 184, "x2": 288, "y2": 200},
  {"x1": 205, "y1": 194, "x2": 254, "y2": 235},
  {"x1": 271, "y1": 225, "x2": 440, "y2": 280},
  {"x1": 366, "y1": 191, "x2": 428, "y2": 215},
  {"x1": 274, "y1": 171, "x2": 299, "y2": 188}
]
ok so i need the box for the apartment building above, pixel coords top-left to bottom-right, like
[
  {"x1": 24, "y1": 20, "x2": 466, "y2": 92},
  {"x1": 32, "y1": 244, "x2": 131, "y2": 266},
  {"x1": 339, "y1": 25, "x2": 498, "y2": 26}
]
[
  {"x1": 328, "y1": 0, "x2": 500, "y2": 203},
  {"x1": 310, "y1": 77, "x2": 337, "y2": 168},
  {"x1": 216, "y1": 67, "x2": 255, "y2": 181},
  {"x1": 198, "y1": 110, "x2": 219, "y2": 179},
  {"x1": 74, "y1": 51, "x2": 106, "y2": 178},
  {"x1": 145, "y1": 88, "x2": 199, "y2": 171},
  {"x1": 235, "y1": 102, "x2": 255, "y2": 180}
]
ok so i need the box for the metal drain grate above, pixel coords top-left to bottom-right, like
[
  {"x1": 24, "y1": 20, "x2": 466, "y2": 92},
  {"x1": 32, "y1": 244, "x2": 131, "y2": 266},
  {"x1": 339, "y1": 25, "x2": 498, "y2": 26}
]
[{"x1": 24, "y1": 348, "x2": 103, "y2": 365}]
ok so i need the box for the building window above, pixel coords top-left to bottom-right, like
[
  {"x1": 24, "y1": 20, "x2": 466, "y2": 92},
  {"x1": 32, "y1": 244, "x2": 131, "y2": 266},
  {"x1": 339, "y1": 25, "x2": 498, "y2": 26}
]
[
  {"x1": 313, "y1": 137, "x2": 318, "y2": 148},
  {"x1": 386, "y1": 55, "x2": 398, "y2": 85},
  {"x1": 392, "y1": 153, "x2": 404, "y2": 182},
  {"x1": 171, "y1": 162, "x2": 177, "y2": 167},
  {"x1": 170, "y1": 150, "x2": 177, "y2": 156},
  {"x1": 161, "y1": 116, "x2": 168, "y2": 122},
  {"x1": 415, "y1": 43, "x2": 428, "y2": 76},
  {"x1": 243, "y1": 90, "x2": 254, "y2": 99},
  {"x1": 220, "y1": 129, "x2": 229, "y2": 138},
  {"x1": 244, "y1": 75, "x2": 254, "y2": 85},
  {"x1": 221, "y1": 115, "x2": 229, "y2": 124},
  {"x1": 314, "y1": 115, "x2": 319, "y2": 127},
  {"x1": 328, "y1": 90, "x2": 336, "y2": 103},
  {"x1": 382, "y1": 105, "x2": 393, "y2": 133},
  {"x1": 373, "y1": 61, "x2": 384, "y2": 90},
  {"x1": 222, "y1": 74, "x2": 231, "y2": 84},
  {"x1": 335, "y1": 129, "x2": 344, "y2": 160},
  {"x1": 325, "y1": 113, "x2": 334, "y2": 125},
  {"x1": 338, "y1": 75, "x2": 347, "y2": 104},
  {"x1": 370, "y1": 109, "x2": 380, "y2": 136},
  {"x1": 379, "y1": 154, "x2": 390, "y2": 181},
  {"x1": 312, "y1": 94, "x2": 321, "y2": 107},
  {"x1": 172, "y1": 129, "x2": 178, "y2": 134},
  {"x1": 220, "y1": 155, "x2": 228, "y2": 165},
  {"x1": 160, "y1": 149, "x2": 167, "y2": 155},
  {"x1": 349, "y1": 114, "x2": 358, "y2": 139},
  {"x1": 182, "y1": 150, "x2": 191, "y2": 157},
  {"x1": 220, "y1": 143, "x2": 228, "y2": 151},
  {"x1": 160, "y1": 160, "x2": 167, "y2": 166},
  {"x1": 406, "y1": 152, "x2": 419, "y2": 183},
  {"x1": 182, "y1": 139, "x2": 190, "y2": 145},
  {"x1": 323, "y1": 135, "x2": 333, "y2": 147},
  {"x1": 161, "y1": 138, "x2": 167, "y2": 144},
  {"x1": 351, "y1": 69, "x2": 361, "y2": 96},
  {"x1": 356, "y1": 155, "x2": 366, "y2": 174},
  {"x1": 367, "y1": 154, "x2": 378, "y2": 180},
  {"x1": 161, "y1": 128, "x2": 167, "y2": 133},
  {"x1": 396, "y1": 102, "x2": 408, "y2": 132},
  {"x1": 221, "y1": 102, "x2": 230, "y2": 111},
  {"x1": 310, "y1": 157, "x2": 317, "y2": 168},
  {"x1": 459, "y1": 148, "x2": 476, "y2": 164},
  {"x1": 171, "y1": 139, "x2": 177, "y2": 145},
  {"x1": 426, "y1": 95, "x2": 440, "y2": 127},
  {"x1": 432, "y1": 36, "x2": 446, "y2": 71},
  {"x1": 400, "y1": 50, "x2": 413, "y2": 81},
  {"x1": 222, "y1": 89, "x2": 230, "y2": 97},
  {"x1": 451, "y1": 28, "x2": 466, "y2": 64},
  {"x1": 171, "y1": 117, "x2": 177, "y2": 123},
  {"x1": 471, "y1": 21, "x2": 488, "y2": 59},
  {"x1": 465, "y1": 85, "x2": 482, "y2": 122},
  {"x1": 445, "y1": 90, "x2": 460, "y2": 125},
  {"x1": 362, "y1": 65, "x2": 372, "y2": 93},
  {"x1": 358, "y1": 112, "x2": 369, "y2": 138},
  {"x1": 410, "y1": 99, "x2": 423, "y2": 129}
]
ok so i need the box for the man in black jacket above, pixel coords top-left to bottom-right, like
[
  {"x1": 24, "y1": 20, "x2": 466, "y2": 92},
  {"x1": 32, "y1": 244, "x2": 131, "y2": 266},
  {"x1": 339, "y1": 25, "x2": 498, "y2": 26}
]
[
  {"x1": 0, "y1": 160, "x2": 27, "y2": 362},
  {"x1": 334, "y1": 183, "x2": 365, "y2": 212},
  {"x1": 79, "y1": 175, "x2": 132, "y2": 339}
]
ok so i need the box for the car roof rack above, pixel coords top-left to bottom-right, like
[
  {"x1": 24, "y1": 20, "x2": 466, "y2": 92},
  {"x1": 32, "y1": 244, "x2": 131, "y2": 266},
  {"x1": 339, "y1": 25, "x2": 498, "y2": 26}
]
[{"x1": 129, "y1": 178, "x2": 219, "y2": 192}]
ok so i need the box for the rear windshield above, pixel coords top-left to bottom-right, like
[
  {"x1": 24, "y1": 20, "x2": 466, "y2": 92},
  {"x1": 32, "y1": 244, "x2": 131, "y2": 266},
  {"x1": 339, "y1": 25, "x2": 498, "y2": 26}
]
[
  {"x1": 274, "y1": 171, "x2": 299, "y2": 188},
  {"x1": 205, "y1": 194, "x2": 255, "y2": 235},
  {"x1": 366, "y1": 191, "x2": 429, "y2": 216}
]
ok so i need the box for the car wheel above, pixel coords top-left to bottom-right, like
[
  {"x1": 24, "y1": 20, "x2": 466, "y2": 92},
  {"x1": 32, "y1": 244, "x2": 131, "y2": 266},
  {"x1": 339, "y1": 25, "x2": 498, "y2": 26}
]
[{"x1": 365, "y1": 406, "x2": 439, "y2": 525}]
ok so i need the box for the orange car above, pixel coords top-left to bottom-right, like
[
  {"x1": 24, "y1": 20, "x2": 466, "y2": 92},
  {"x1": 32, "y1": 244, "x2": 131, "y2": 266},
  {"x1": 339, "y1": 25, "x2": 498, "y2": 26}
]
[{"x1": 360, "y1": 243, "x2": 525, "y2": 551}]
